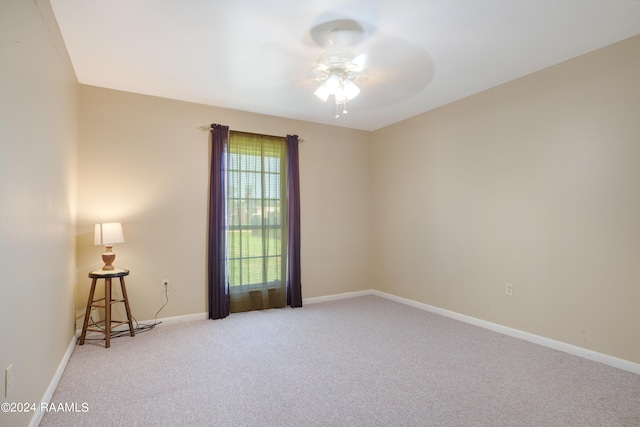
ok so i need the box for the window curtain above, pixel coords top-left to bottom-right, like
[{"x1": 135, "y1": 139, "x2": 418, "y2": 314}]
[
  {"x1": 208, "y1": 126, "x2": 302, "y2": 318},
  {"x1": 208, "y1": 124, "x2": 230, "y2": 319},
  {"x1": 286, "y1": 135, "x2": 302, "y2": 307}
]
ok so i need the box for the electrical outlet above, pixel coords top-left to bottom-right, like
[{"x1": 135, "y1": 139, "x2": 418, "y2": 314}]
[
  {"x1": 5, "y1": 364, "x2": 13, "y2": 398},
  {"x1": 505, "y1": 283, "x2": 514, "y2": 297},
  {"x1": 162, "y1": 279, "x2": 170, "y2": 291}
]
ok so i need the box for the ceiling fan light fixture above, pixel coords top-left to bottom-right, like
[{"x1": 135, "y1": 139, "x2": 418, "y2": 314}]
[
  {"x1": 313, "y1": 47, "x2": 365, "y2": 118},
  {"x1": 314, "y1": 72, "x2": 361, "y2": 118},
  {"x1": 318, "y1": 75, "x2": 358, "y2": 105}
]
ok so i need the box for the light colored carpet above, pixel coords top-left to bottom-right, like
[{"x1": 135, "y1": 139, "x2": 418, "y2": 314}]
[{"x1": 40, "y1": 295, "x2": 640, "y2": 426}]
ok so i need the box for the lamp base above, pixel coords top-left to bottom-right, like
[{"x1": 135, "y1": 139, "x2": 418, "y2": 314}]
[{"x1": 101, "y1": 246, "x2": 116, "y2": 270}]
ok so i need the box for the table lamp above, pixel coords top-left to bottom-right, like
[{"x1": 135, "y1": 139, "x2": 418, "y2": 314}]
[{"x1": 94, "y1": 222, "x2": 125, "y2": 270}]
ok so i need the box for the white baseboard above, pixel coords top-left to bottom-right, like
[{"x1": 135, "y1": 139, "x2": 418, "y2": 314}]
[
  {"x1": 119, "y1": 312, "x2": 208, "y2": 330},
  {"x1": 305, "y1": 289, "x2": 640, "y2": 376},
  {"x1": 304, "y1": 290, "x2": 372, "y2": 305},
  {"x1": 151, "y1": 312, "x2": 208, "y2": 326},
  {"x1": 30, "y1": 333, "x2": 78, "y2": 427}
]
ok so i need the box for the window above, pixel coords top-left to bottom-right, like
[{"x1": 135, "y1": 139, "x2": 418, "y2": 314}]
[{"x1": 226, "y1": 131, "x2": 287, "y2": 311}]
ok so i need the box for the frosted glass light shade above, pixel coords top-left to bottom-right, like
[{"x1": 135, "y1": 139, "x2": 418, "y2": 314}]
[
  {"x1": 342, "y1": 79, "x2": 360, "y2": 100},
  {"x1": 314, "y1": 84, "x2": 330, "y2": 102}
]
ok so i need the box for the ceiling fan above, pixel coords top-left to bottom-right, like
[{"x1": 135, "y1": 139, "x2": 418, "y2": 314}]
[
  {"x1": 235, "y1": 14, "x2": 435, "y2": 119},
  {"x1": 309, "y1": 20, "x2": 370, "y2": 118},
  {"x1": 306, "y1": 17, "x2": 435, "y2": 119}
]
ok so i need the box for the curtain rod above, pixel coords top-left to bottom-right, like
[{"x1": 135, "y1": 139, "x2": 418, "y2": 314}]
[{"x1": 198, "y1": 125, "x2": 304, "y2": 142}]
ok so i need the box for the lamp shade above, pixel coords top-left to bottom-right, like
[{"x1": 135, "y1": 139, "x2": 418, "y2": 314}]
[{"x1": 94, "y1": 222, "x2": 125, "y2": 246}]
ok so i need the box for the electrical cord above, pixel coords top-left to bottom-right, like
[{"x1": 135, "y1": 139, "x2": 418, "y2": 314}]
[
  {"x1": 153, "y1": 284, "x2": 169, "y2": 325},
  {"x1": 78, "y1": 285, "x2": 169, "y2": 342}
]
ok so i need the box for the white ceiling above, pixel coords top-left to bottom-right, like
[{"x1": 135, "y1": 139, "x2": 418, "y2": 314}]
[{"x1": 50, "y1": 0, "x2": 640, "y2": 131}]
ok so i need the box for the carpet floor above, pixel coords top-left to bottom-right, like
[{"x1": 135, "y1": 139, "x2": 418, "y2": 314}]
[{"x1": 40, "y1": 295, "x2": 640, "y2": 426}]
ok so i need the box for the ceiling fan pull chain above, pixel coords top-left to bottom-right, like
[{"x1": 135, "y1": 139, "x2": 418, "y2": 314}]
[{"x1": 334, "y1": 101, "x2": 349, "y2": 119}]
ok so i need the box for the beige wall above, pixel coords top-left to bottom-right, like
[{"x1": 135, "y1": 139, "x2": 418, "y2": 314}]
[
  {"x1": 0, "y1": 0, "x2": 78, "y2": 426},
  {"x1": 76, "y1": 86, "x2": 373, "y2": 322},
  {"x1": 371, "y1": 35, "x2": 640, "y2": 364}
]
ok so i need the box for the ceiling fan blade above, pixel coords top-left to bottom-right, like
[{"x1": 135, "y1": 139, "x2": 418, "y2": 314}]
[
  {"x1": 354, "y1": 36, "x2": 435, "y2": 107},
  {"x1": 232, "y1": 41, "x2": 317, "y2": 90}
]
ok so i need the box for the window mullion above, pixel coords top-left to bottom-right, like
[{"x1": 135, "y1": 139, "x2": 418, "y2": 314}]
[
  {"x1": 261, "y1": 145, "x2": 267, "y2": 287},
  {"x1": 236, "y1": 160, "x2": 244, "y2": 287}
]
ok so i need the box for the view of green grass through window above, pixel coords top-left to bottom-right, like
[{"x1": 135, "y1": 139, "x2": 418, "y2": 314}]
[{"x1": 227, "y1": 229, "x2": 282, "y2": 287}]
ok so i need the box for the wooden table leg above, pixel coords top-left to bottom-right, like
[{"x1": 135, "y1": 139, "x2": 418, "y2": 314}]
[
  {"x1": 119, "y1": 277, "x2": 135, "y2": 337},
  {"x1": 79, "y1": 278, "x2": 98, "y2": 345},
  {"x1": 105, "y1": 277, "x2": 111, "y2": 348}
]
